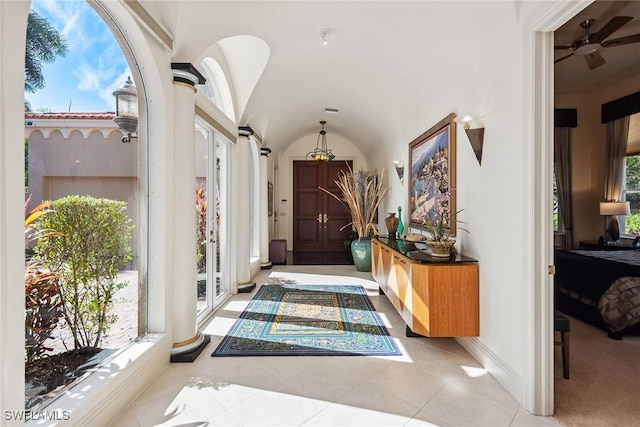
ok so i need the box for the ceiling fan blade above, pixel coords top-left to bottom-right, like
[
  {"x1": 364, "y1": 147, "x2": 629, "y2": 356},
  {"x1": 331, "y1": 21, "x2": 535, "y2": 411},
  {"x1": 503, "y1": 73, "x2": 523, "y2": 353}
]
[
  {"x1": 603, "y1": 33, "x2": 640, "y2": 47},
  {"x1": 554, "y1": 45, "x2": 573, "y2": 50},
  {"x1": 591, "y1": 16, "x2": 633, "y2": 43},
  {"x1": 554, "y1": 52, "x2": 574, "y2": 64},
  {"x1": 584, "y1": 51, "x2": 606, "y2": 70}
]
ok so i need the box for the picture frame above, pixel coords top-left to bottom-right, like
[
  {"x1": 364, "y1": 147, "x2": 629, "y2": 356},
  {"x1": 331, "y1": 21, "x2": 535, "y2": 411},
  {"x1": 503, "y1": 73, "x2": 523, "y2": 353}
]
[{"x1": 408, "y1": 113, "x2": 457, "y2": 235}]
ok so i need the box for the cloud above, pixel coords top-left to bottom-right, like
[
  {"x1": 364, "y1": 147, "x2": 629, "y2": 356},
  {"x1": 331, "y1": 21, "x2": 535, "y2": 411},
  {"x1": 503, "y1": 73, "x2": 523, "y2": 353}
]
[
  {"x1": 99, "y1": 69, "x2": 133, "y2": 111},
  {"x1": 34, "y1": 0, "x2": 83, "y2": 36},
  {"x1": 35, "y1": 0, "x2": 70, "y2": 23},
  {"x1": 31, "y1": 0, "x2": 130, "y2": 112},
  {"x1": 75, "y1": 64, "x2": 102, "y2": 91},
  {"x1": 74, "y1": 61, "x2": 132, "y2": 111},
  {"x1": 61, "y1": 12, "x2": 82, "y2": 43}
]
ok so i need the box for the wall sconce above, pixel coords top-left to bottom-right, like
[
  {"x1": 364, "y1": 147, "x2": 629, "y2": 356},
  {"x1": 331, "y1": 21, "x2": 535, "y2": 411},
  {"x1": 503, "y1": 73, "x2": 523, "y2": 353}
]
[
  {"x1": 456, "y1": 114, "x2": 484, "y2": 165},
  {"x1": 112, "y1": 76, "x2": 138, "y2": 143},
  {"x1": 393, "y1": 161, "x2": 404, "y2": 183}
]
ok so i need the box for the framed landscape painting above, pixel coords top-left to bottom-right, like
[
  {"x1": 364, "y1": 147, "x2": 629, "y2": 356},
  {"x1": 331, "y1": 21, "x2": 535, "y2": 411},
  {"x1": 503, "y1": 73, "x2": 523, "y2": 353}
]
[{"x1": 408, "y1": 113, "x2": 457, "y2": 235}]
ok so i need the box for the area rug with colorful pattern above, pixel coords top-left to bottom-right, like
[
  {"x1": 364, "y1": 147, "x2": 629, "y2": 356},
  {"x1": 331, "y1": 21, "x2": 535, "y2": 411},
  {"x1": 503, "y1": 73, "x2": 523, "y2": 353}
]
[{"x1": 211, "y1": 284, "x2": 401, "y2": 356}]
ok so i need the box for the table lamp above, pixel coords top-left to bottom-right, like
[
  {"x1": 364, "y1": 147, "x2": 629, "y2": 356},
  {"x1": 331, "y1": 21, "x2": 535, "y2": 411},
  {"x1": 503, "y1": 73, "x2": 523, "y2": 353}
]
[{"x1": 599, "y1": 201, "x2": 631, "y2": 241}]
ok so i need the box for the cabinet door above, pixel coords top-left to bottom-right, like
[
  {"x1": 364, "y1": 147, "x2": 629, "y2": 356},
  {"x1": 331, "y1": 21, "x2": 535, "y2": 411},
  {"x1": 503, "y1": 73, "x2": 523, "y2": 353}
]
[
  {"x1": 388, "y1": 253, "x2": 412, "y2": 325},
  {"x1": 428, "y1": 264, "x2": 479, "y2": 336},
  {"x1": 372, "y1": 239, "x2": 381, "y2": 285},
  {"x1": 380, "y1": 245, "x2": 393, "y2": 292},
  {"x1": 373, "y1": 241, "x2": 393, "y2": 295}
]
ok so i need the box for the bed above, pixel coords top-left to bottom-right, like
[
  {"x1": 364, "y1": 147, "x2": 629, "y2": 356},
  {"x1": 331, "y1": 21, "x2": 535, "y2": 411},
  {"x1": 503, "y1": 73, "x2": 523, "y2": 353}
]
[{"x1": 554, "y1": 249, "x2": 640, "y2": 338}]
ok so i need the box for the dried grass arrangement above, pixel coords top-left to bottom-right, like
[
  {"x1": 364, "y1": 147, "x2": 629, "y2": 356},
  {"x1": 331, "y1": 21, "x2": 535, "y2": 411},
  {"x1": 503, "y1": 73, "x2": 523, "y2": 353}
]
[{"x1": 320, "y1": 167, "x2": 388, "y2": 238}]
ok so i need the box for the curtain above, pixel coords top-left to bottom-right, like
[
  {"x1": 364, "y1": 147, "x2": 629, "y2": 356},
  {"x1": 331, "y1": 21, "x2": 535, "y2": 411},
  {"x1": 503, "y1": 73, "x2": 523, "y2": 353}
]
[
  {"x1": 604, "y1": 116, "x2": 630, "y2": 202},
  {"x1": 554, "y1": 127, "x2": 573, "y2": 249}
]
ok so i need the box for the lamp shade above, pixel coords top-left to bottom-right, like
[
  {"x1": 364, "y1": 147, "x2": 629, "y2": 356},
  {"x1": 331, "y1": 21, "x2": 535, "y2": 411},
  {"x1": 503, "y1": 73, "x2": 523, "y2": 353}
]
[{"x1": 599, "y1": 201, "x2": 631, "y2": 216}]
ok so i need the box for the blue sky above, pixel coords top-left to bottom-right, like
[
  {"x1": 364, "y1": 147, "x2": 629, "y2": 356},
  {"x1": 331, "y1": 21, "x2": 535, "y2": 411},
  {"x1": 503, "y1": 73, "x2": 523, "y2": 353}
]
[{"x1": 25, "y1": 0, "x2": 130, "y2": 113}]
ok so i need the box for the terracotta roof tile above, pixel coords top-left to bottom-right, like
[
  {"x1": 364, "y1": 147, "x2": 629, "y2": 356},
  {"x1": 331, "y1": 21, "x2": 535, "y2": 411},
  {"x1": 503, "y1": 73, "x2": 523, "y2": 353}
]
[{"x1": 25, "y1": 112, "x2": 116, "y2": 120}]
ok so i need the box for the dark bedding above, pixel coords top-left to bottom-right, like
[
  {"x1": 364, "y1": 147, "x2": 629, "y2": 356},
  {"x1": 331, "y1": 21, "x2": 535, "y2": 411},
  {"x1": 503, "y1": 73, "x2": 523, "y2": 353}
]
[{"x1": 554, "y1": 249, "x2": 640, "y2": 335}]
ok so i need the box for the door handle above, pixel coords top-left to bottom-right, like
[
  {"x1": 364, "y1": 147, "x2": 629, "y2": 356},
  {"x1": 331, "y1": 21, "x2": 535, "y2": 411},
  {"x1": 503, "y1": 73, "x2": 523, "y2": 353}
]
[
  {"x1": 317, "y1": 213, "x2": 323, "y2": 223},
  {"x1": 323, "y1": 214, "x2": 329, "y2": 223}
]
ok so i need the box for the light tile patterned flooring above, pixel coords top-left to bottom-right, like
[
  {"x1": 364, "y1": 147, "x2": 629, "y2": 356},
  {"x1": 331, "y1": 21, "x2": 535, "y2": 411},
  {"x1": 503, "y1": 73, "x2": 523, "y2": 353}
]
[{"x1": 110, "y1": 266, "x2": 561, "y2": 427}]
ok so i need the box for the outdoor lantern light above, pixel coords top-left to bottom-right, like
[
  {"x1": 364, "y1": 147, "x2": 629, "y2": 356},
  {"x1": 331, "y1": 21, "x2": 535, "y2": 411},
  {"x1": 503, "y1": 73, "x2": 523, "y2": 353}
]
[
  {"x1": 113, "y1": 76, "x2": 138, "y2": 143},
  {"x1": 306, "y1": 120, "x2": 335, "y2": 162}
]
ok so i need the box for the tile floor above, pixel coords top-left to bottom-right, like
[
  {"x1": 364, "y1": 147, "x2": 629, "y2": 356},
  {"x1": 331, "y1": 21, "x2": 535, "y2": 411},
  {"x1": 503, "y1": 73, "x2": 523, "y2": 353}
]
[{"x1": 110, "y1": 266, "x2": 560, "y2": 427}]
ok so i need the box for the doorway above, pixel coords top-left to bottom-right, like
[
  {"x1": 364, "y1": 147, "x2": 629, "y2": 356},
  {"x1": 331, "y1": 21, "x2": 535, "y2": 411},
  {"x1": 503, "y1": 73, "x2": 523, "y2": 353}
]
[
  {"x1": 293, "y1": 160, "x2": 353, "y2": 251},
  {"x1": 195, "y1": 118, "x2": 232, "y2": 322}
]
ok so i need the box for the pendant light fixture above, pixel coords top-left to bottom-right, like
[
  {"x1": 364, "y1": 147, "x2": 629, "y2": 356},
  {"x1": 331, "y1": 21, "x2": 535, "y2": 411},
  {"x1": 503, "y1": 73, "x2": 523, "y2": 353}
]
[{"x1": 307, "y1": 120, "x2": 335, "y2": 162}]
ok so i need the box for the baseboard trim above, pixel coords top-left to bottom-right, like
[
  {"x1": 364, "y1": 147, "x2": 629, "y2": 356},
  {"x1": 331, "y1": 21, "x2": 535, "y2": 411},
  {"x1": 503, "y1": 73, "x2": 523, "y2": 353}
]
[{"x1": 456, "y1": 336, "x2": 524, "y2": 405}]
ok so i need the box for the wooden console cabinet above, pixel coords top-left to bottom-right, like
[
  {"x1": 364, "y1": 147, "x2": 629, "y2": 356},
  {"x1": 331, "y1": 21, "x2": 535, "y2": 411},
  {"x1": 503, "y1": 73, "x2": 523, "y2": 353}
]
[{"x1": 372, "y1": 237, "x2": 479, "y2": 337}]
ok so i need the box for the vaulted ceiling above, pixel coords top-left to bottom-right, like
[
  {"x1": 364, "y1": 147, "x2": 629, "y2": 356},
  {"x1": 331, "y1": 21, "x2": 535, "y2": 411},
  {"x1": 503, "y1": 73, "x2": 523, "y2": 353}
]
[
  {"x1": 135, "y1": 1, "x2": 640, "y2": 156},
  {"x1": 138, "y1": 1, "x2": 508, "y2": 156}
]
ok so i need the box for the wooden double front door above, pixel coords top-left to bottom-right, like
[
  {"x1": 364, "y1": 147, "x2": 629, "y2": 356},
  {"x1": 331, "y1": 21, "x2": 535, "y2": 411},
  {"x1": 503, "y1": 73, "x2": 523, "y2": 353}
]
[{"x1": 293, "y1": 160, "x2": 352, "y2": 251}]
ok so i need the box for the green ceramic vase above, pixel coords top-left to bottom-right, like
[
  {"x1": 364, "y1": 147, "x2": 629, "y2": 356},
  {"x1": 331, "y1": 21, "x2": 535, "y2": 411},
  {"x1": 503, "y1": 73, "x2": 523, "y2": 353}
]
[
  {"x1": 397, "y1": 206, "x2": 404, "y2": 236},
  {"x1": 351, "y1": 238, "x2": 372, "y2": 272}
]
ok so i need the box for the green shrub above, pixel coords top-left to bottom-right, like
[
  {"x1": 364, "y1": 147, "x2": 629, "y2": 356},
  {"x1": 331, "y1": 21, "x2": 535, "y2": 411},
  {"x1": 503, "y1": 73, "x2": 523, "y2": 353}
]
[
  {"x1": 626, "y1": 213, "x2": 640, "y2": 235},
  {"x1": 35, "y1": 195, "x2": 134, "y2": 349}
]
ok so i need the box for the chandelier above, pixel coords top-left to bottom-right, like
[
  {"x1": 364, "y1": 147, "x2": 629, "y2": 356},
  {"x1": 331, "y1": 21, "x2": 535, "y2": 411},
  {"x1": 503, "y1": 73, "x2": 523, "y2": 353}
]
[{"x1": 307, "y1": 120, "x2": 335, "y2": 162}]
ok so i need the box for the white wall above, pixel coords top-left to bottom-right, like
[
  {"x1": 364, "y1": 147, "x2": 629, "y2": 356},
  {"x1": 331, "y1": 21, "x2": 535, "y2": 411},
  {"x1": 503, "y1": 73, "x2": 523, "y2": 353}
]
[
  {"x1": 275, "y1": 132, "x2": 368, "y2": 248},
  {"x1": 367, "y1": 0, "x2": 553, "y2": 406}
]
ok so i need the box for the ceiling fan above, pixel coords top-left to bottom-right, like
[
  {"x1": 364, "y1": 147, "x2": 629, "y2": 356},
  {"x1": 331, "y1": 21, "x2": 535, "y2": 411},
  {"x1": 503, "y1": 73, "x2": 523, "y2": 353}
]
[{"x1": 555, "y1": 16, "x2": 640, "y2": 70}]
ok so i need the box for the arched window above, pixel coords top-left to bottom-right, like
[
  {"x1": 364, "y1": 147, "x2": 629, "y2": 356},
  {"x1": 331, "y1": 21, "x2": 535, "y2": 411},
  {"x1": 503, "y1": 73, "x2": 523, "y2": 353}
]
[
  {"x1": 23, "y1": 0, "x2": 147, "y2": 412},
  {"x1": 249, "y1": 137, "x2": 260, "y2": 259},
  {"x1": 199, "y1": 57, "x2": 236, "y2": 122}
]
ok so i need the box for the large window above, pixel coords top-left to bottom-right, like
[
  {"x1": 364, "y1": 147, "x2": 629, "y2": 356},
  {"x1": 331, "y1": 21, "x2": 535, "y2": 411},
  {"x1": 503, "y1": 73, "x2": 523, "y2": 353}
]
[
  {"x1": 623, "y1": 113, "x2": 640, "y2": 235},
  {"x1": 623, "y1": 154, "x2": 640, "y2": 235},
  {"x1": 249, "y1": 138, "x2": 261, "y2": 260},
  {"x1": 23, "y1": 0, "x2": 146, "y2": 412}
]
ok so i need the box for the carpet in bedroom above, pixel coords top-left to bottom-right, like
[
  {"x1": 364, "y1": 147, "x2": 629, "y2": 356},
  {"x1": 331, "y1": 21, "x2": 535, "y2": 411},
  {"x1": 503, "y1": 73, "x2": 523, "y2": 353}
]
[{"x1": 553, "y1": 313, "x2": 640, "y2": 427}]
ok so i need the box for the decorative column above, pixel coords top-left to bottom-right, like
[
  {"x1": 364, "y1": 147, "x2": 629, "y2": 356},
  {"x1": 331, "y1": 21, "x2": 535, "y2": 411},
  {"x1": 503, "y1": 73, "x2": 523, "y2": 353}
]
[
  {"x1": 170, "y1": 63, "x2": 210, "y2": 362},
  {"x1": 236, "y1": 127, "x2": 255, "y2": 292},
  {"x1": 1, "y1": 1, "x2": 29, "y2": 419},
  {"x1": 260, "y1": 147, "x2": 272, "y2": 268}
]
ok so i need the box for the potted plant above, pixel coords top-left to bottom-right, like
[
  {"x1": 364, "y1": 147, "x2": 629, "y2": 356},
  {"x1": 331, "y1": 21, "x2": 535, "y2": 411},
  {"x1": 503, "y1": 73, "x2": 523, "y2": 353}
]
[
  {"x1": 417, "y1": 190, "x2": 466, "y2": 257},
  {"x1": 321, "y1": 167, "x2": 388, "y2": 271}
]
